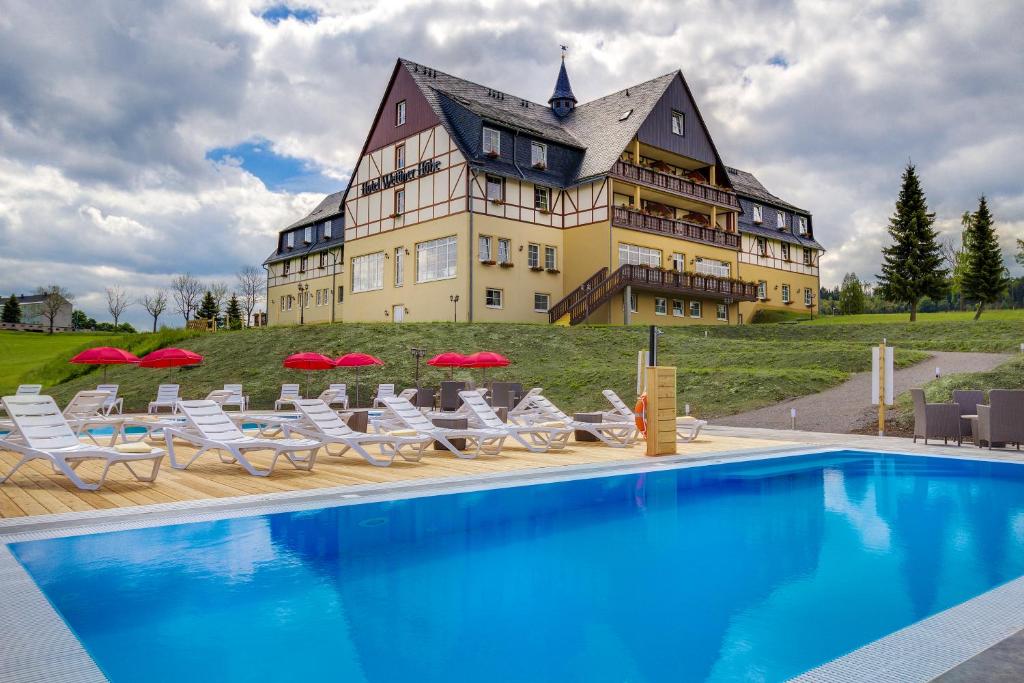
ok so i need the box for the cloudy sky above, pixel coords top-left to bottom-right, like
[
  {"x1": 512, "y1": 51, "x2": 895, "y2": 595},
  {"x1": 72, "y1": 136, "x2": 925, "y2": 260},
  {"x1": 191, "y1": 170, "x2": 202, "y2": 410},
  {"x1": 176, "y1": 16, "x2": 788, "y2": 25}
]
[{"x1": 2, "y1": 0, "x2": 1022, "y2": 328}]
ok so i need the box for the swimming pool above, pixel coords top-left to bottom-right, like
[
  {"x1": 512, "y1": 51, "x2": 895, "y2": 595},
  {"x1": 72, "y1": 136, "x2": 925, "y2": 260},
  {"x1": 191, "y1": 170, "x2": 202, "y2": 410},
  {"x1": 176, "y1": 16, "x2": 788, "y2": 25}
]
[{"x1": 10, "y1": 450, "x2": 1024, "y2": 681}]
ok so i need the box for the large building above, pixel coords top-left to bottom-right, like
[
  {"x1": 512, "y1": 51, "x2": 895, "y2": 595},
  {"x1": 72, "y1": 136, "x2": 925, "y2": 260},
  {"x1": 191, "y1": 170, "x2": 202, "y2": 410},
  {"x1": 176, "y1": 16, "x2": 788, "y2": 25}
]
[{"x1": 265, "y1": 57, "x2": 823, "y2": 326}]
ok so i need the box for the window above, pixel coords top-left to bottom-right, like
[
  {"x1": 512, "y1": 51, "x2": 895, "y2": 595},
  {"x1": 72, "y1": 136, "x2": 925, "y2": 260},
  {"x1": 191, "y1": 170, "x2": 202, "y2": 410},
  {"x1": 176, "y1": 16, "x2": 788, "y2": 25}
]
[
  {"x1": 498, "y1": 238, "x2": 511, "y2": 263},
  {"x1": 752, "y1": 205, "x2": 763, "y2": 223},
  {"x1": 286, "y1": 232, "x2": 295, "y2": 248},
  {"x1": 282, "y1": 260, "x2": 291, "y2": 276},
  {"x1": 280, "y1": 298, "x2": 284, "y2": 312},
  {"x1": 527, "y1": 243, "x2": 540, "y2": 268},
  {"x1": 757, "y1": 280, "x2": 767, "y2": 300},
  {"x1": 531, "y1": 141, "x2": 546, "y2": 167},
  {"x1": 483, "y1": 127, "x2": 500, "y2": 155},
  {"x1": 395, "y1": 144, "x2": 405, "y2": 169},
  {"x1": 716, "y1": 304, "x2": 728, "y2": 321},
  {"x1": 695, "y1": 258, "x2": 730, "y2": 278},
  {"x1": 299, "y1": 256, "x2": 308, "y2": 272},
  {"x1": 479, "y1": 235, "x2": 492, "y2": 262},
  {"x1": 394, "y1": 247, "x2": 404, "y2": 287},
  {"x1": 671, "y1": 252, "x2": 685, "y2": 273},
  {"x1": 654, "y1": 297, "x2": 667, "y2": 315},
  {"x1": 781, "y1": 243, "x2": 791, "y2": 261},
  {"x1": 671, "y1": 110, "x2": 685, "y2": 136},
  {"x1": 286, "y1": 295, "x2": 293, "y2": 310},
  {"x1": 534, "y1": 293, "x2": 550, "y2": 312},
  {"x1": 324, "y1": 219, "x2": 332, "y2": 238},
  {"x1": 416, "y1": 235, "x2": 457, "y2": 282},
  {"x1": 315, "y1": 289, "x2": 321, "y2": 306},
  {"x1": 534, "y1": 186, "x2": 550, "y2": 212},
  {"x1": 781, "y1": 284, "x2": 791, "y2": 303},
  {"x1": 395, "y1": 100, "x2": 406, "y2": 126},
  {"x1": 619, "y1": 109, "x2": 633, "y2": 121},
  {"x1": 756, "y1": 237, "x2": 768, "y2": 256},
  {"x1": 544, "y1": 246, "x2": 557, "y2": 270},
  {"x1": 395, "y1": 188, "x2": 405, "y2": 215},
  {"x1": 337, "y1": 286, "x2": 344, "y2": 303},
  {"x1": 805, "y1": 288, "x2": 813, "y2": 307},
  {"x1": 352, "y1": 252, "x2": 385, "y2": 293},
  {"x1": 672, "y1": 299, "x2": 684, "y2": 316},
  {"x1": 618, "y1": 243, "x2": 662, "y2": 268},
  {"x1": 629, "y1": 293, "x2": 638, "y2": 313},
  {"x1": 798, "y1": 216, "x2": 808, "y2": 235},
  {"x1": 485, "y1": 288, "x2": 503, "y2": 309},
  {"x1": 486, "y1": 174, "x2": 504, "y2": 201},
  {"x1": 776, "y1": 210, "x2": 786, "y2": 228},
  {"x1": 304, "y1": 226, "x2": 312, "y2": 243},
  {"x1": 689, "y1": 301, "x2": 702, "y2": 318},
  {"x1": 803, "y1": 248, "x2": 813, "y2": 266},
  {"x1": 319, "y1": 252, "x2": 329, "y2": 268}
]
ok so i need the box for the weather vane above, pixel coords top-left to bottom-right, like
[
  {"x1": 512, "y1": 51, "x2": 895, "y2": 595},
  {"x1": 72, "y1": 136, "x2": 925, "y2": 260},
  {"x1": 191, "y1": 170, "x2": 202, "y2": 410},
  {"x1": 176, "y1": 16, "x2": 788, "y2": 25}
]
[{"x1": 560, "y1": 44, "x2": 568, "y2": 60}]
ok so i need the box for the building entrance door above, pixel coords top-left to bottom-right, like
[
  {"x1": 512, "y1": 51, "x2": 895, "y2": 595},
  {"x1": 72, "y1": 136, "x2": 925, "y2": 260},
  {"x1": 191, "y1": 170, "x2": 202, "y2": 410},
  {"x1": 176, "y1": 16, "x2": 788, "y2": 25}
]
[{"x1": 392, "y1": 305, "x2": 405, "y2": 322}]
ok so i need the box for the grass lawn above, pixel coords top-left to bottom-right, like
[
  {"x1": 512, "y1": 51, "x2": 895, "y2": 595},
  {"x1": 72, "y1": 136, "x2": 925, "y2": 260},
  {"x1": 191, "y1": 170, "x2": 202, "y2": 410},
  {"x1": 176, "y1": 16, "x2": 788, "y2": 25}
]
[{"x1": 806, "y1": 309, "x2": 1024, "y2": 325}]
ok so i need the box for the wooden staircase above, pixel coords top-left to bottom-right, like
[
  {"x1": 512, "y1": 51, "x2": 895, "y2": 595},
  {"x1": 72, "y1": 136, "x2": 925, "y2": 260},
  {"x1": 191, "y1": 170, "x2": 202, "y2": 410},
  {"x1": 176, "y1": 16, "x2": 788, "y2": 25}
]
[{"x1": 548, "y1": 264, "x2": 758, "y2": 325}]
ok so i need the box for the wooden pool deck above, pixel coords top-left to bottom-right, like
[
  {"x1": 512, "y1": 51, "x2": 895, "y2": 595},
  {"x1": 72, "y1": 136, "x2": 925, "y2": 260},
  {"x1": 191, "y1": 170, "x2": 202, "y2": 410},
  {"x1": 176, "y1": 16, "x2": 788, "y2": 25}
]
[{"x1": 0, "y1": 429, "x2": 795, "y2": 519}]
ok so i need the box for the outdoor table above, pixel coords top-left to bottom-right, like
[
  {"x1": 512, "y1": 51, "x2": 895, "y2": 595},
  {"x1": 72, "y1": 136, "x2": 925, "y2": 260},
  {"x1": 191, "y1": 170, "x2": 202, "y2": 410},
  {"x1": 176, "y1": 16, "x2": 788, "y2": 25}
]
[
  {"x1": 344, "y1": 409, "x2": 370, "y2": 433},
  {"x1": 432, "y1": 415, "x2": 467, "y2": 450},
  {"x1": 962, "y1": 414, "x2": 978, "y2": 443},
  {"x1": 494, "y1": 406, "x2": 508, "y2": 423},
  {"x1": 573, "y1": 412, "x2": 603, "y2": 442}
]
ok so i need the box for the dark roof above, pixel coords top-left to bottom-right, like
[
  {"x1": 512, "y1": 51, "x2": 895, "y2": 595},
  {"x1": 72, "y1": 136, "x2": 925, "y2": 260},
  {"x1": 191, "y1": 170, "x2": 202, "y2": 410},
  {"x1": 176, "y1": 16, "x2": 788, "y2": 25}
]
[
  {"x1": 282, "y1": 190, "x2": 345, "y2": 231},
  {"x1": 13, "y1": 294, "x2": 48, "y2": 304},
  {"x1": 726, "y1": 167, "x2": 807, "y2": 214},
  {"x1": 549, "y1": 60, "x2": 577, "y2": 104}
]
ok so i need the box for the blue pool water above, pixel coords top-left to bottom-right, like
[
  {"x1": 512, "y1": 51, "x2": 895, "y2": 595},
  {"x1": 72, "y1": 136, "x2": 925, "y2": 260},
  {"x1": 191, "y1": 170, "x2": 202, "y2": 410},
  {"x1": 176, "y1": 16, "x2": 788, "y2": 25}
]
[{"x1": 11, "y1": 451, "x2": 1024, "y2": 682}]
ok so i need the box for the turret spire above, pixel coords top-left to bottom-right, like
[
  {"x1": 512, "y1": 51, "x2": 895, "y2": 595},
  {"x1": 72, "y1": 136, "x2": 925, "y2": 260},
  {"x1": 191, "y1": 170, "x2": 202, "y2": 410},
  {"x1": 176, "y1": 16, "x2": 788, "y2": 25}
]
[{"x1": 549, "y1": 49, "x2": 577, "y2": 118}]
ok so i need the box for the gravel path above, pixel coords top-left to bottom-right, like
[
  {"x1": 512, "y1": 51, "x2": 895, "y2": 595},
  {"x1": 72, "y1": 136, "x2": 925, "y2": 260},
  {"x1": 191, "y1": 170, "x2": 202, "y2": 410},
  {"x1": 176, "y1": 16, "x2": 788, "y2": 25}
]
[{"x1": 716, "y1": 351, "x2": 1012, "y2": 434}]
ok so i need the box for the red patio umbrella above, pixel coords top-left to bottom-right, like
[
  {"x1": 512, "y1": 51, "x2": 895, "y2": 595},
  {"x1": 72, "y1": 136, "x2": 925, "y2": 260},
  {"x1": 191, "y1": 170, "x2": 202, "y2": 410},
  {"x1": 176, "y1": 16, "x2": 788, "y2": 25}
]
[
  {"x1": 69, "y1": 346, "x2": 140, "y2": 382},
  {"x1": 465, "y1": 351, "x2": 510, "y2": 383},
  {"x1": 335, "y1": 353, "x2": 384, "y2": 407},
  {"x1": 283, "y1": 352, "x2": 336, "y2": 398},
  {"x1": 427, "y1": 351, "x2": 469, "y2": 379},
  {"x1": 137, "y1": 348, "x2": 204, "y2": 368}
]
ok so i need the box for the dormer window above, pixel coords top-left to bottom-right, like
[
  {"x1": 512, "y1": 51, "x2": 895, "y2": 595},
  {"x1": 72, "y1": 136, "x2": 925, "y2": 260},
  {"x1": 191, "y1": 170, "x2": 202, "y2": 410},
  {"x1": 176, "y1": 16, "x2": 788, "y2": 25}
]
[
  {"x1": 798, "y1": 216, "x2": 808, "y2": 235},
  {"x1": 324, "y1": 219, "x2": 332, "y2": 238},
  {"x1": 483, "y1": 127, "x2": 500, "y2": 156},
  {"x1": 752, "y1": 205, "x2": 762, "y2": 223},
  {"x1": 304, "y1": 226, "x2": 312, "y2": 244},
  {"x1": 531, "y1": 142, "x2": 546, "y2": 168},
  {"x1": 619, "y1": 109, "x2": 633, "y2": 121},
  {"x1": 776, "y1": 210, "x2": 785, "y2": 229},
  {"x1": 671, "y1": 110, "x2": 685, "y2": 136},
  {"x1": 395, "y1": 100, "x2": 406, "y2": 126}
]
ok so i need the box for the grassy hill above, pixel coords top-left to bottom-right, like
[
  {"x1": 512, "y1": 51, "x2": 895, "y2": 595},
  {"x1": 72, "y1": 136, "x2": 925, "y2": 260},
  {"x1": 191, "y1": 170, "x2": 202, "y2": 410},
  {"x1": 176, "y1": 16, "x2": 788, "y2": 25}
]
[
  {"x1": 39, "y1": 322, "x2": 939, "y2": 417},
  {"x1": 806, "y1": 310, "x2": 1024, "y2": 326}
]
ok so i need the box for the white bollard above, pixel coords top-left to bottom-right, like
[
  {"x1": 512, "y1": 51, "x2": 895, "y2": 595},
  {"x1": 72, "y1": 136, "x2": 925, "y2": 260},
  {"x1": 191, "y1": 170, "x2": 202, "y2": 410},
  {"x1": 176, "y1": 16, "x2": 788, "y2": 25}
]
[
  {"x1": 684, "y1": 403, "x2": 690, "y2": 416},
  {"x1": 935, "y1": 367, "x2": 941, "y2": 378},
  {"x1": 790, "y1": 407, "x2": 797, "y2": 430}
]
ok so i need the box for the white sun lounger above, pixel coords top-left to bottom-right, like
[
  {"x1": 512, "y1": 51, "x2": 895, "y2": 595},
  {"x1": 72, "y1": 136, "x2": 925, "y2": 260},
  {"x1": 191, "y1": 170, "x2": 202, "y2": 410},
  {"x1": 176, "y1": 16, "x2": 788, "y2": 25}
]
[
  {"x1": 0, "y1": 395, "x2": 164, "y2": 490},
  {"x1": 327, "y1": 384, "x2": 349, "y2": 410},
  {"x1": 506, "y1": 387, "x2": 545, "y2": 424},
  {"x1": 163, "y1": 400, "x2": 322, "y2": 477},
  {"x1": 381, "y1": 396, "x2": 506, "y2": 458},
  {"x1": 62, "y1": 390, "x2": 132, "y2": 446},
  {"x1": 148, "y1": 384, "x2": 181, "y2": 413},
  {"x1": 96, "y1": 384, "x2": 124, "y2": 415},
  {"x1": 373, "y1": 384, "x2": 396, "y2": 407},
  {"x1": 274, "y1": 384, "x2": 302, "y2": 410},
  {"x1": 523, "y1": 395, "x2": 638, "y2": 448},
  {"x1": 288, "y1": 399, "x2": 431, "y2": 466},
  {"x1": 602, "y1": 389, "x2": 706, "y2": 443},
  {"x1": 458, "y1": 390, "x2": 572, "y2": 453},
  {"x1": 2, "y1": 385, "x2": 42, "y2": 417},
  {"x1": 222, "y1": 384, "x2": 249, "y2": 411}
]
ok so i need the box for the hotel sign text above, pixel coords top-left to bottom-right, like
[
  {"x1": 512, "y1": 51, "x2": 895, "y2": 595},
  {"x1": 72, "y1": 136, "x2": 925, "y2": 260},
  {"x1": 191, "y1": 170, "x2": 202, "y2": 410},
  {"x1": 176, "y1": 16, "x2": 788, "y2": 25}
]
[{"x1": 361, "y1": 159, "x2": 443, "y2": 195}]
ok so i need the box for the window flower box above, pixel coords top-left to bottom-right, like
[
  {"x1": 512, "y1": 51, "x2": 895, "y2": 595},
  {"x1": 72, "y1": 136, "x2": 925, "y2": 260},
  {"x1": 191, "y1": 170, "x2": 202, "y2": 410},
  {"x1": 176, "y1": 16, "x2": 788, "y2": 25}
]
[
  {"x1": 480, "y1": 259, "x2": 497, "y2": 266},
  {"x1": 529, "y1": 266, "x2": 544, "y2": 272},
  {"x1": 490, "y1": 199, "x2": 504, "y2": 205},
  {"x1": 532, "y1": 162, "x2": 547, "y2": 170},
  {"x1": 389, "y1": 212, "x2": 403, "y2": 219},
  {"x1": 545, "y1": 268, "x2": 560, "y2": 274},
  {"x1": 485, "y1": 150, "x2": 499, "y2": 159},
  {"x1": 538, "y1": 209, "x2": 551, "y2": 215},
  {"x1": 499, "y1": 262, "x2": 514, "y2": 268}
]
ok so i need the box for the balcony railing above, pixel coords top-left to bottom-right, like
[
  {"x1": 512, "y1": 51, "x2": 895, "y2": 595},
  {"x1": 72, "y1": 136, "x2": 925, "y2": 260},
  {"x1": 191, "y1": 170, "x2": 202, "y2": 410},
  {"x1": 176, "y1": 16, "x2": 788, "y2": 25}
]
[
  {"x1": 612, "y1": 161, "x2": 740, "y2": 209},
  {"x1": 612, "y1": 207, "x2": 740, "y2": 250}
]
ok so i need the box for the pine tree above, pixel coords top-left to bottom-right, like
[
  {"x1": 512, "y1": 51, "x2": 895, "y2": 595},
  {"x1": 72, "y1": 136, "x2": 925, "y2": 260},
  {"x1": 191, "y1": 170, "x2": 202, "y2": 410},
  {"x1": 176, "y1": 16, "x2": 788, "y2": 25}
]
[
  {"x1": 196, "y1": 290, "x2": 218, "y2": 321},
  {"x1": 838, "y1": 273, "x2": 866, "y2": 315},
  {"x1": 2, "y1": 294, "x2": 21, "y2": 324},
  {"x1": 225, "y1": 294, "x2": 243, "y2": 330},
  {"x1": 876, "y1": 163, "x2": 948, "y2": 321},
  {"x1": 961, "y1": 195, "x2": 1009, "y2": 320}
]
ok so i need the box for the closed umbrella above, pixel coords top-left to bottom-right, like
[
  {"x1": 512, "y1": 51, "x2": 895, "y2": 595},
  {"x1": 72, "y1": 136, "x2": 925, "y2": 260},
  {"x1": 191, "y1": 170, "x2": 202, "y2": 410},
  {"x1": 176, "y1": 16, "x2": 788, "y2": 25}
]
[
  {"x1": 283, "y1": 352, "x2": 336, "y2": 398},
  {"x1": 335, "y1": 353, "x2": 384, "y2": 407},
  {"x1": 427, "y1": 352, "x2": 469, "y2": 380},
  {"x1": 68, "y1": 346, "x2": 140, "y2": 382},
  {"x1": 464, "y1": 351, "x2": 510, "y2": 383}
]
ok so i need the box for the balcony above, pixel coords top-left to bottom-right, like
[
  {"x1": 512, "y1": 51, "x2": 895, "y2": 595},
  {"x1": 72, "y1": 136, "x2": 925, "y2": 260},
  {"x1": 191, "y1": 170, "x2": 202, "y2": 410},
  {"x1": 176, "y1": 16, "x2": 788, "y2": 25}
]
[
  {"x1": 611, "y1": 160, "x2": 740, "y2": 210},
  {"x1": 612, "y1": 206, "x2": 740, "y2": 250}
]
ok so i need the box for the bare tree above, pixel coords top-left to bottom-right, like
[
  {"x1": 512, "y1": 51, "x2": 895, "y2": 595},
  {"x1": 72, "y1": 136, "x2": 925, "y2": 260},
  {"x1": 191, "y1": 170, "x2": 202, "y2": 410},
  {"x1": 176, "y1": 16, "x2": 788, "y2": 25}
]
[
  {"x1": 210, "y1": 281, "x2": 229, "y2": 322},
  {"x1": 170, "y1": 273, "x2": 203, "y2": 324},
  {"x1": 140, "y1": 290, "x2": 168, "y2": 332},
  {"x1": 105, "y1": 286, "x2": 131, "y2": 328},
  {"x1": 236, "y1": 265, "x2": 264, "y2": 326},
  {"x1": 36, "y1": 285, "x2": 74, "y2": 334}
]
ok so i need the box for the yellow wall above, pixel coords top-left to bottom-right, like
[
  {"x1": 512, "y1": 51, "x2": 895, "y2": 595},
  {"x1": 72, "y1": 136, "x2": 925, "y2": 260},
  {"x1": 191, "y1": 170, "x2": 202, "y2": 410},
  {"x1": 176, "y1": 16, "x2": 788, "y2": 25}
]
[
  {"x1": 268, "y1": 271, "x2": 342, "y2": 326},
  {"x1": 737, "y1": 261, "x2": 819, "y2": 322},
  {"x1": 609, "y1": 290, "x2": 737, "y2": 325}
]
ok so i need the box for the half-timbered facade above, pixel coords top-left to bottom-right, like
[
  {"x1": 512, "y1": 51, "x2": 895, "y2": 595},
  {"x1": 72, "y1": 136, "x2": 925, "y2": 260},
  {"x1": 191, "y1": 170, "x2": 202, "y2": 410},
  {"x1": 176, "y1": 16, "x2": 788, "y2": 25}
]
[{"x1": 266, "y1": 57, "x2": 820, "y2": 326}]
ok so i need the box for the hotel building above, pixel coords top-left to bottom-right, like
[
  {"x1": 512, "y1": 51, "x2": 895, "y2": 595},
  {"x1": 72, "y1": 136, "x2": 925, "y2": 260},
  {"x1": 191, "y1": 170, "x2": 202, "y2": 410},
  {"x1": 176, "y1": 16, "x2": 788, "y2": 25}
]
[{"x1": 265, "y1": 58, "x2": 823, "y2": 326}]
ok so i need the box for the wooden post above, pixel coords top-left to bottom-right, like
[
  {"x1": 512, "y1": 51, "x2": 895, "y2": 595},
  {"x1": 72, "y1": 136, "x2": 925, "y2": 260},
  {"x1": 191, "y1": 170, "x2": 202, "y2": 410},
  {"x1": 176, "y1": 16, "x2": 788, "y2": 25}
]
[
  {"x1": 645, "y1": 366, "x2": 678, "y2": 456},
  {"x1": 877, "y1": 340, "x2": 886, "y2": 437}
]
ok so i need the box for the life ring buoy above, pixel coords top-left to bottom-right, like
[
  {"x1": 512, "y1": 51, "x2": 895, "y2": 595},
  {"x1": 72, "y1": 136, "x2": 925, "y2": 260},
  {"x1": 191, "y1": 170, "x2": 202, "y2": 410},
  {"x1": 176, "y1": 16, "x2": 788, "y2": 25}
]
[{"x1": 635, "y1": 392, "x2": 648, "y2": 439}]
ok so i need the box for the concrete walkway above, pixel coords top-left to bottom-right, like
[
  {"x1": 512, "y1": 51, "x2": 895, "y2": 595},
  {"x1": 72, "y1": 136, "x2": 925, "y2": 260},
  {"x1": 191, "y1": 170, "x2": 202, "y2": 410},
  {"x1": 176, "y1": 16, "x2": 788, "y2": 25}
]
[{"x1": 716, "y1": 351, "x2": 1012, "y2": 434}]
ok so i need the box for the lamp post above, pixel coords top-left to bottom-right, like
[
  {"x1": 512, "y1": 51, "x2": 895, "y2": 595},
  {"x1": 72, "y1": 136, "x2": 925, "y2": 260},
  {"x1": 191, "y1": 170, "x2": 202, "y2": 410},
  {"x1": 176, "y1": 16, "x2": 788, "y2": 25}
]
[
  {"x1": 327, "y1": 249, "x2": 342, "y2": 324},
  {"x1": 298, "y1": 283, "x2": 309, "y2": 325},
  {"x1": 410, "y1": 347, "x2": 426, "y2": 388},
  {"x1": 450, "y1": 294, "x2": 459, "y2": 322}
]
